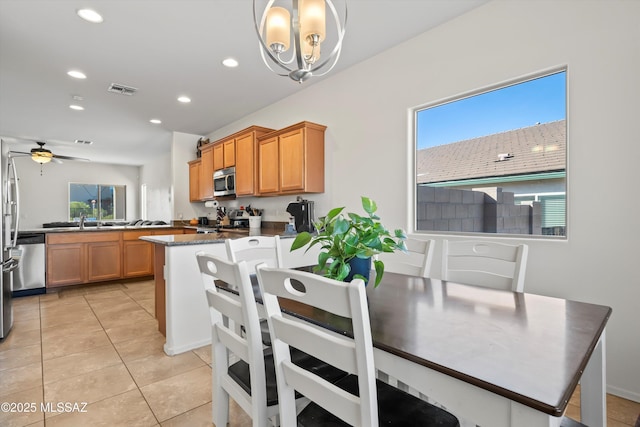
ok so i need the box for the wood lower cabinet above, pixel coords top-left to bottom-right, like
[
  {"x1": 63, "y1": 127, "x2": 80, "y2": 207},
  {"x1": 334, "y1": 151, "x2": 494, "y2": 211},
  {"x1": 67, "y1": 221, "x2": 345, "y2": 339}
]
[
  {"x1": 46, "y1": 243, "x2": 85, "y2": 287},
  {"x1": 46, "y1": 228, "x2": 185, "y2": 288},
  {"x1": 87, "y1": 241, "x2": 122, "y2": 282},
  {"x1": 123, "y1": 230, "x2": 154, "y2": 278}
]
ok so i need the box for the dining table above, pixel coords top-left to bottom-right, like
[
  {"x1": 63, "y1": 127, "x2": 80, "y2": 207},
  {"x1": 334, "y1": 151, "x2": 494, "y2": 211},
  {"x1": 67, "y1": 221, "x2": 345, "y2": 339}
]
[{"x1": 216, "y1": 268, "x2": 611, "y2": 427}]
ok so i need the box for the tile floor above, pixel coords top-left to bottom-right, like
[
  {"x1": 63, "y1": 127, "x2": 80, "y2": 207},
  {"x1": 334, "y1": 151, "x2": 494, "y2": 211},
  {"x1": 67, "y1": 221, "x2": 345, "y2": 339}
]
[{"x1": 1, "y1": 279, "x2": 639, "y2": 426}]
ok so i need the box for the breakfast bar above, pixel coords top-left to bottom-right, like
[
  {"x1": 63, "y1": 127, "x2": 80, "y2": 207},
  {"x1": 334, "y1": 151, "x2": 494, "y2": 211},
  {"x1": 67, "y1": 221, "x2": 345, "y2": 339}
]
[{"x1": 140, "y1": 231, "x2": 319, "y2": 355}]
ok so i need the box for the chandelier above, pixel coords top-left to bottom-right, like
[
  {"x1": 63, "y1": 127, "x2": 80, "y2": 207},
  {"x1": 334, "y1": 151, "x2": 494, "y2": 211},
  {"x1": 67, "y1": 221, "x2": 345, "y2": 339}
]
[{"x1": 253, "y1": 0, "x2": 347, "y2": 83}]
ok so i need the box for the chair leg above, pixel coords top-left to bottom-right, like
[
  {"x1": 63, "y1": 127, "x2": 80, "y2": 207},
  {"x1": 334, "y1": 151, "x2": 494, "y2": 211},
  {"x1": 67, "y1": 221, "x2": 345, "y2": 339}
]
[{"x1": 212, "y1": 342, "x2": 230, "y2": 427}]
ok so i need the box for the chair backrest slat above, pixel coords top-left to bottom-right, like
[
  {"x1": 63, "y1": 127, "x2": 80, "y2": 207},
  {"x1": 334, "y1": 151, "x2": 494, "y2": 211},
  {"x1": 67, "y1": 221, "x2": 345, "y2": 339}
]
[
  {"x1": 442, "y1": 240, "x2": 528, "y2": 292},
  {"x1": 226, "y1": 235, "x2": 284, "y2": 273},
  {"x1": 377, "y1": 238, "x2": 435, "y2": 277}
]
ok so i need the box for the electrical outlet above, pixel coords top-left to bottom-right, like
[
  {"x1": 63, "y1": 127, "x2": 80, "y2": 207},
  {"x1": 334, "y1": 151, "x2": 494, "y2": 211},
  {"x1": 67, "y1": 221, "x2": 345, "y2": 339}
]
[{"x1": 178, "y1": 213, "x2": 183, "y2": 219}]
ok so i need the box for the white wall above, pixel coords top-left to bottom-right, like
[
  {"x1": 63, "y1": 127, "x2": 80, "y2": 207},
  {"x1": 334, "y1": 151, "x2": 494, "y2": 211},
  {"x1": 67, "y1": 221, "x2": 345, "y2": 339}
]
[
  {"x1": 171, "y1": 131, "x2": 205, "y2": 223},
  {"x1": 173, "y1": 1, "x2": 640, "y2": 400},
  {"x1": 139, "y1": 133, "x2": 172, "y2": 222},
  {"x1": 10, "y1": 155, "x2": 140, "y2": 229}
]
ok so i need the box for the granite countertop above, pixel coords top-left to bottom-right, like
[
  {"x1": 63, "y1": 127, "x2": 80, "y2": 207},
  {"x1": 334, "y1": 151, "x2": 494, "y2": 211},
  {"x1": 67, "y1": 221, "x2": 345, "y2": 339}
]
[
  {"x1": 141, "y1": 228, "x2": 298, "y2": 246},
  {"x1": 19, "y1": 224, "x2": 178, "y2": 234}
]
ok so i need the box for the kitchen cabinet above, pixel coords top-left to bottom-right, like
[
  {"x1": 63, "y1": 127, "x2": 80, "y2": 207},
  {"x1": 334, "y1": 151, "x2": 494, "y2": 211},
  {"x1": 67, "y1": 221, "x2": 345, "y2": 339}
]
[
  {"x1": 199, "y1": 144, "x2": 214, "y2": 200},
  {"x1": 123, "y1": 230, "x2": 153, "y2": 277},
  {"x1": 235, "y1": 126, "x2": 275, "y2": 196},
  {"x1": 47, "y1": 232, "x2": 121, "y2": 287},
  {"x1": 257, "y1": 121, "x2": 326, "y2": 195},
  {"x1": 188, "y1": 159, "x2": 201, "y2": 202},
  {"x1": 87, "y1": 240, "x2": 122, "y2": 282},
  {"x1": 46, "y1": 243, "x2": 85, "y2": 287},
  {"x1": 213, "y1": 138, "x2": 237, "y2": 171},
  {"x1": 46, "y1": 228, "x2": 186, "y2": 287}
]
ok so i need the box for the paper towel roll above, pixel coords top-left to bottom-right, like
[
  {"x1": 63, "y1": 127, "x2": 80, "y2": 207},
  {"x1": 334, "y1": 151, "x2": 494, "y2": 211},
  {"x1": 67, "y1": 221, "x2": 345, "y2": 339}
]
[{"x1": 204, "y1": 200, "x2": 219, "y2": 208}]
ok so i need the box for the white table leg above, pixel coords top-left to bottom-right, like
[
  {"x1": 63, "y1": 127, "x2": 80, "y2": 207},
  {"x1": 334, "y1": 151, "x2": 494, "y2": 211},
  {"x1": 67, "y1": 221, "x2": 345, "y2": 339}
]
[{"x1": 580, "y1": 330, "x2": 607, "y2": 427}]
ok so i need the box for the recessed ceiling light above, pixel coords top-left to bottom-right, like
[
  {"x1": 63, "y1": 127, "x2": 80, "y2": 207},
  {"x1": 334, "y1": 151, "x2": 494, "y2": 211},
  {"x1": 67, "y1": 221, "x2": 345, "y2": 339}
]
[
  {"x1": 77, "y1": 9, "x2": 104, "y2": 23},
  {"x1": 177, "y1": 96, "x2": 191, "y2": 103},
  {"x1": 222, "y1": 58, "x2": 239, "y2": 68},
  {"x1": 69, "y1": 105, "x2": 84, "y2": 111},
  {"x1": 67, "y1": 70, "x2": 87, "y2": 79},
  {"x1": 150, "y1": 119, "x2": 162, "y2": 124}
]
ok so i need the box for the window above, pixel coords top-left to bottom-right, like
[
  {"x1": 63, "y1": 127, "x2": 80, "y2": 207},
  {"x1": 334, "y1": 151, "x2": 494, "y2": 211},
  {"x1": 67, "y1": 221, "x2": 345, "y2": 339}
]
[
  {"x1": 69, "y1": 183, "x2": 126, "y2": 222},
  {"x1": 414, "y1": 69, "x2": 567, "y2": 237}
]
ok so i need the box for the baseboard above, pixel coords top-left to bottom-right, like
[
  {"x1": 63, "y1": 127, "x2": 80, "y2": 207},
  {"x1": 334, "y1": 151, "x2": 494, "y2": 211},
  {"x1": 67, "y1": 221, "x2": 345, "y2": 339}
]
[{"x1": 607, "y1": 385, "x2": 640, "y2": 403}]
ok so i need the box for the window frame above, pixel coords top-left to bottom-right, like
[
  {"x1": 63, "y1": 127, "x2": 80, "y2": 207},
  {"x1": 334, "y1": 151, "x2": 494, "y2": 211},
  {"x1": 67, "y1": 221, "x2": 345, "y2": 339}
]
[{"x1": 409, "y1": 66, "x2": 568, "y2": 239}]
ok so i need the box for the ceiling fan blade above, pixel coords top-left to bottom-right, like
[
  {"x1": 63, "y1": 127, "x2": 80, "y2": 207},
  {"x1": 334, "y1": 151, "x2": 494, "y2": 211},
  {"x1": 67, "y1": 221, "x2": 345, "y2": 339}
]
[
  {"x1": 8, "y1": 151, "x2": 31, "y2": 156},
  {"x1": 51, "y1": 157, "x2": 63, "y2": 164},
  {"x1": 52, "y1": 154, "x2": 90, "y2": 162}
]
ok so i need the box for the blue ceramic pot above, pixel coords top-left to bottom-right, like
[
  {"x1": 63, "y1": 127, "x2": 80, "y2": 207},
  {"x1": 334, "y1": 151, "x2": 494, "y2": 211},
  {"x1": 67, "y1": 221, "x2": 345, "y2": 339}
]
[{"x1": 345, "y1": 257, "x2": 371, "y2": 285}]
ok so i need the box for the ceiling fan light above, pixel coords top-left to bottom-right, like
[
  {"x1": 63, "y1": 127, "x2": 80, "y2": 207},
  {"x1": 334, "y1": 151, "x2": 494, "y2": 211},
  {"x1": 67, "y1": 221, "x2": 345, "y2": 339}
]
[{"x1": 32, "y1": 152, "x2": 53, "y2": 164}]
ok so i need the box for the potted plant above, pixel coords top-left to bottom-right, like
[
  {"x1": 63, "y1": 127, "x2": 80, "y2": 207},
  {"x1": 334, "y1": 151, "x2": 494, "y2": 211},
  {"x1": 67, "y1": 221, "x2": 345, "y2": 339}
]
[{"x1": 290, "y1": 196, "x2": 407, "y2": 287}]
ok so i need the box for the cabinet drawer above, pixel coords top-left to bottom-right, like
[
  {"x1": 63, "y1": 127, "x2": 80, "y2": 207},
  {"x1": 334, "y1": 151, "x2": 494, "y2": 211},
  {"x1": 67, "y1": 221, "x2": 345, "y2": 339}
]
[
  {"x1": 47, "y1": 231, "x2": 120, "y2": 244},
  {"x1": 123, "y1": 230, "x2": 152, "y2": 240}
]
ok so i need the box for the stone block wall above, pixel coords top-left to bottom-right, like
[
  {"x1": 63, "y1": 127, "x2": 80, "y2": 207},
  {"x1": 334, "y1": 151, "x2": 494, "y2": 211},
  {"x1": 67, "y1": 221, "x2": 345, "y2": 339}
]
[{"x1": 416, "y1": 185, "x2": 541, "y2": 235}]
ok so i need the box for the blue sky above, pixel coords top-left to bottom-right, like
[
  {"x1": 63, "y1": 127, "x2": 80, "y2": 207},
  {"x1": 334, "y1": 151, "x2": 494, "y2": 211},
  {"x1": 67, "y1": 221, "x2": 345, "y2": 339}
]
[{"x1": 416, "y1": 71, "x2": 566, "y2": 150}]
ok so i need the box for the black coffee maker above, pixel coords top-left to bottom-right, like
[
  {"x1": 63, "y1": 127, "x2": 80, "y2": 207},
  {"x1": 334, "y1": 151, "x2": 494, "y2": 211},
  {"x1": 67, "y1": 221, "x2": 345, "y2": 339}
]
[{"x1": 286, "y1": 199, "x2": 315, "y2": 233}]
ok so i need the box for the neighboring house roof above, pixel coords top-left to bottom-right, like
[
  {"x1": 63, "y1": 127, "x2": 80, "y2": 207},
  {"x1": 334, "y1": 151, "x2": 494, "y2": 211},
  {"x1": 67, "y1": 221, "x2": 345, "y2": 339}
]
[{"x1": 416, "y1": 120, "x2": 566, "y2": 184}]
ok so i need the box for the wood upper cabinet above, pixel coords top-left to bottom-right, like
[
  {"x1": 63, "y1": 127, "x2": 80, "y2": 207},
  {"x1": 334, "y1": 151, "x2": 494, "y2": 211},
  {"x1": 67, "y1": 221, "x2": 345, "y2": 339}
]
[
  {"x1": 258, "y1": 135, "x2": 281, "y2": 194},
  {"x1": 213, "y1": 138, "x2": 236, "y2": 171},
  {"x1": 235, "y1": 126, "x2": 275, "y2": 196},
  {"x1": 188, "y1": 159, "x2": 201, "y2": 202},
  {"x1": 258, "y1": 121, "x2": 326, "y2": 195},
  {"x1": 223, "y1": 139, "x2": 235, "y2": 168},
  {"x1": 213, "y1": 142, "x2": 224, "y2": 171},
  {"x1": 199, "y1": 144, "x2": 214, "y2": 200}
]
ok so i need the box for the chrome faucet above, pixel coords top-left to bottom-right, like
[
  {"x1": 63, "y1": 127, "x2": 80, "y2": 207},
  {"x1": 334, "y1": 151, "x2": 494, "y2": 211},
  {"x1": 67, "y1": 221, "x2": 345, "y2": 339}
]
[{"x1": 79, "y1": 213, "x2": 86, "y2": 230}]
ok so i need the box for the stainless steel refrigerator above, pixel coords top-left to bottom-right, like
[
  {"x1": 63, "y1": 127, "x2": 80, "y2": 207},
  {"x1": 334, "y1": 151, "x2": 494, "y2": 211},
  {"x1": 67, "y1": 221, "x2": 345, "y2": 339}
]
[{"x1": 1, "y1": 142, "x2": 22, "y2": 339}]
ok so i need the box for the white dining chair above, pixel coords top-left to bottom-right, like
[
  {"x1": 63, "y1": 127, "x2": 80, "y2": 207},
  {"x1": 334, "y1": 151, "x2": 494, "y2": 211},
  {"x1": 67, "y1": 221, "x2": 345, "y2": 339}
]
[
  {"x1": 226, "y1": 235, "x2": 284, "y2": 272},
  {"x1": 226, "y1": 235, "x2": 284, "y2": 345},
  {"x1": 196, "y1": 252, "x2": 347, "y2": 427},
  {"x1": 376, "y1": 238, "x2": 435, "y2": 277},
  {"x1": 442, "y1": 239, "x2": 529, "y2": 292},
  {"x1": 256, "y1": 265, "x2": 461, "y2": 427}
]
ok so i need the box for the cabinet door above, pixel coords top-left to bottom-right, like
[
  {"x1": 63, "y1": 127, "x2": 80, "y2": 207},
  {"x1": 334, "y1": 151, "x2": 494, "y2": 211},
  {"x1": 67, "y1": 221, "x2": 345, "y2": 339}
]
[
  {"x1": 200, "y1": 145, "x2": 214, "y2": 200},
  {"x1": 46, "y1": 243, "x2": 85, "y2": 287},
  {"x1": 235, "y1": 132, "x2": 255, "y2": 196},
  {"x1": 123, "y1": 240, "x2": 153, "y2": 277},
  {"x1": 224, "y1": 139, "x2": 236, "y2": 168},
  {"x1": 188, "y1": 160, "x2": 201, "y2": 202},
  {"x1": 87, "y1": 241, "x2": 122, "y2": 282},
  {"x1": 279, "y1": 128, "x2": 305, "y2": 192},
  {"x1": 258, "y1": 135, "x2": 280, "y2": 194},
  {"x1": 213, "y1": 143, "x2": 224, "y2": 171}
]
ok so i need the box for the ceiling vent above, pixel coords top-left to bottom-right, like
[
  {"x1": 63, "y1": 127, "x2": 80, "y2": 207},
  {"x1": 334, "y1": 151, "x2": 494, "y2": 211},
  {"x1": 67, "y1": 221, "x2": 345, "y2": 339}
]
[
  {"x1": 74, "y1": 139, "x2": 93, "y2": 145},
  {"x1": 107, "y1": 83, "x2": 138, "y2": 96}
]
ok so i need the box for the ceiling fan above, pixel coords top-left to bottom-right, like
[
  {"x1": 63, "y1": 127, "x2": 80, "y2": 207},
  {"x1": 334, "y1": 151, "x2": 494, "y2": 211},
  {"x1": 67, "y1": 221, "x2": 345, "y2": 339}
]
[{"x1": 9, "y1": 141, "x2": 90, "y2": 164}]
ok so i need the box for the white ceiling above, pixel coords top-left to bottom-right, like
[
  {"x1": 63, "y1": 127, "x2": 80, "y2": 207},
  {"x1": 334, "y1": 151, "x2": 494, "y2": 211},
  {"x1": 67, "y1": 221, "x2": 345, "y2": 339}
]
[{"x1": 0, "y1": 0, "x2": 486, "y2": 166}]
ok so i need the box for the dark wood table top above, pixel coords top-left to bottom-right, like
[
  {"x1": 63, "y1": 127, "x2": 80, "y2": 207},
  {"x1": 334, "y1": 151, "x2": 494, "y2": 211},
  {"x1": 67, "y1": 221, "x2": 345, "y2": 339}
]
[{"x1": 217, "y1": 269, "x2": 612, "y2": 416}]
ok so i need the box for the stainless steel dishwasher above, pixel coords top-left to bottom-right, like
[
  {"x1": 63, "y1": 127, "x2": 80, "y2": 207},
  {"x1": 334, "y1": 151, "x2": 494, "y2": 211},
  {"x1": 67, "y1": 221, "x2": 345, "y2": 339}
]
[{"x1": 12, "y1": 233, "x2": 46, "y2": 297}]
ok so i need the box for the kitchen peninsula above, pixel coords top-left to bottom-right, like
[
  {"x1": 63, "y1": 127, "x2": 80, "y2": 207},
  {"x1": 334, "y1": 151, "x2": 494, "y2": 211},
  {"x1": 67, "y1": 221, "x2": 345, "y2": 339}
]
[{"x1": 141, "y1": 231, "x2": 320, "y2": 355}]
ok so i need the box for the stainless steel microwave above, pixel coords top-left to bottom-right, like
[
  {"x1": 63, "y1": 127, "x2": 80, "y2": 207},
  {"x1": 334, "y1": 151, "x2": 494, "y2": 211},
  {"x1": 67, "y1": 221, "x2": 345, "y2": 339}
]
[{"x1": 213, "y1": 167, "x2": 236, "y2": 197}]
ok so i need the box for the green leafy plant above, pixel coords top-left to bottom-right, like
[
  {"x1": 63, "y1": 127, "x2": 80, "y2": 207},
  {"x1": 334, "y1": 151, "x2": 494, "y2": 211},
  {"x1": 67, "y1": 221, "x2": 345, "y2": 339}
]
[{"x1": 290, "y1": 196, "x2": 407, "y2": 287}]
